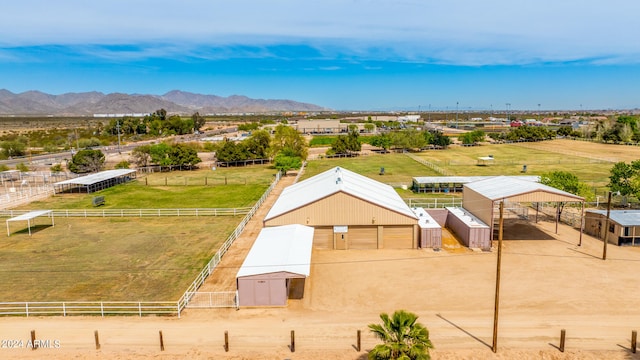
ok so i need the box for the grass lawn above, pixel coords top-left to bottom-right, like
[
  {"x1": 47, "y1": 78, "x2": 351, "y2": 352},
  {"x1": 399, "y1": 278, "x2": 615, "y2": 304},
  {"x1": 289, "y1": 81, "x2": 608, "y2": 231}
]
[
  {"x1": 22, "y1": 166, "x2": 277, "y2": 210},
  {"x1": 301, "y1": 153, "x2": 441, "y2": 184},
  {"x1": 413, "y1": 143, "x2": 613, "y2": 189},
  {"x1": 0, "y1": 216, "x2": 242, "y2": 301}
]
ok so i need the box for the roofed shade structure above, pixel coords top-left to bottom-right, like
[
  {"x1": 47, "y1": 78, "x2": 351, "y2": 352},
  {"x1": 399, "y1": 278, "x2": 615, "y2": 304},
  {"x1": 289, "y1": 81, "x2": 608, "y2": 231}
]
[
  {"x1": 54, "y1": 169, "x2": 136, "y2": 194},
  {"x1": 462, "y1": 176, "x2": 585, "y2": 242}
]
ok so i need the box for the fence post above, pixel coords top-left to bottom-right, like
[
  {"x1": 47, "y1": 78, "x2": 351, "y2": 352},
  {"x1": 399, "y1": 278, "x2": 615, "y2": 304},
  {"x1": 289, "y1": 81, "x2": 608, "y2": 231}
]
[
  {"x1": 559, "y1": 329, "x2": 566, "y2": 352},
  {"x1": 290, "y1": 330, "x2": 295, "y2": 352},
  {"x1": 30, "y1": 330, "x2": 36, "y2": 350},
  {"x1": 94, "y1": 330, "x2": 101, "y2": 350},
  {"x1": 159, "y1": 330, "x2": 165, "y2": 351},
  {"x1": 356, "y1": 329, "x2": 361, "y2": 352},
  {"x1": 224, "y1": 331, "x2": 229, "y2": 352},
  {"x1": 632, "y1": 330, "x2": 637, "y2": 353}
]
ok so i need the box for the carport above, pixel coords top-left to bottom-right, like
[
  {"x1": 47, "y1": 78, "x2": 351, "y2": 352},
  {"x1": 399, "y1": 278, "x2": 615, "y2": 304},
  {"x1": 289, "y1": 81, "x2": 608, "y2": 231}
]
[
  {"x1": 462, "y1": 176, "x2": 585, "y2": 243},
  {"x1": 6, "y1": 210, "x2": 54, "y2": 236},
  {"x1": 236, "y1": 224, "x2": 314, "y2": 307}
]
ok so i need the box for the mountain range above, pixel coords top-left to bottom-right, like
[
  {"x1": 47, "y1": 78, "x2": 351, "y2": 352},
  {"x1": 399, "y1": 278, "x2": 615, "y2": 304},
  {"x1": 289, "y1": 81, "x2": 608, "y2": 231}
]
[{"x1": 0, "y1": 89, "x2": 329, "y2": 116}]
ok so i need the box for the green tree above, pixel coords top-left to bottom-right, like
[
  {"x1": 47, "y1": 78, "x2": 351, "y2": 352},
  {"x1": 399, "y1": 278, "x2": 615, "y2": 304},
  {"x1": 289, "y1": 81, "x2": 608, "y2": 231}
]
[
  {"x1": 130, "y1": 145, "x2": 152, "y2": 168},
  {"x1": 216, "y1": 139, "x2": 250, "y2": 162},
  {"x1": 15, "y1": 162, "x2": 30, "y2": 172},
  {"x1": 149, "y1": 143, "x2": 173, "y2": 167},
  {"x1": 244, "y1": 130, "x2": 272, "y2": 159},
  {"x1": 273, "y1": 152, "x2": 302, "y2": 175},
  {"x1": 390, "y1": 129, "x2": 426, "y2": 151},
  {"x1": 272, "y1": 124, "x2": 308, "y2": 159},
  {"x1": 114, "y1": 160, "x2": 130, "y2": 169},
  {"x1": 541, "y1": 171, "x2": 594, "y2": 219},
  {"x1": 608, "y1": 161, "x2": 640, "y2": 197},
  {"x1": 368, "y1": 310, "x2": 433, "y2": 360},
  {"x1": 192, "y1": 112, "x2": 206, "y2": 132},
  {"x1": 430, "y1": 131, "x2": 451, "y2": 148},
  {"x1": 364, "y1": 123, "x2": 375, "y2": 133},
  {"x1": 68, "y1": 149, "x2": 105, "y2": 174},
  {"x1": 370, "y1": 133, "x2": 392, "y2": 152},
  {"x1": 168, "y1": 143, "x2": 201, "y2": 168},
  {"x1": 1, "y1": 139, "x2": 27, "y2": 158}
]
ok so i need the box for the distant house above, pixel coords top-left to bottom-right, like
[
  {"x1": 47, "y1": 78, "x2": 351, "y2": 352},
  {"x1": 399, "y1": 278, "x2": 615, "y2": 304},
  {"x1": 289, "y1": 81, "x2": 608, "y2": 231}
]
[
  {"x1": 295, "y1": 119, "x2": 344, "y2": 134},
  {"x1": 398, "y1": 115, "x2": 421, "y2": 123},
  {"x1": 584, "y1": 210, "x2": 640, "y2": 246}
]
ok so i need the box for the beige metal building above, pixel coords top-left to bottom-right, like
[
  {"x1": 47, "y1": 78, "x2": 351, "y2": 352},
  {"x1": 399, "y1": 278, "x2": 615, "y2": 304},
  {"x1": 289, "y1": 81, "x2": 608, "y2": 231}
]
[
  {"x1": 462, "y1": 176, "x2": 585, "y2": 240},
  {"x1": 264, "y1": 167, "x2": 419, "y2": 249}
]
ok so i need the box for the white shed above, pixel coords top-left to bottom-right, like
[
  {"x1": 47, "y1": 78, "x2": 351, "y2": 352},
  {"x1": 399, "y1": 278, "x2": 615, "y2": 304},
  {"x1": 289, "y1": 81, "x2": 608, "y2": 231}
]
[{"x1": 236, "y1": 224, "x2": 314, "y2": 307}]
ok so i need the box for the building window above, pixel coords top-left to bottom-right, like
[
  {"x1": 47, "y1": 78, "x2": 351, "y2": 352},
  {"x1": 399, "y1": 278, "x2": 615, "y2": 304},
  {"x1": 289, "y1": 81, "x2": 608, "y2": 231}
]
[
  {"x1": 624, "y1": 227, "x2": 631, "y2": 237},
  {"x1": 609, "y1": 223, "x2": 615, "y2": 233}
]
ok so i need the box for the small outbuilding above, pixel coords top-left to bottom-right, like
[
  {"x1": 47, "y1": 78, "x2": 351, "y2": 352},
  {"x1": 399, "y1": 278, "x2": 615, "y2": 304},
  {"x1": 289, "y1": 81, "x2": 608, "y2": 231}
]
[
  {"x1": 584, "y1": 210, "x2": 640, "y2": 246},
  {"x1": 412, "y1": 207, "x2": 442, "y2": 249},
  {"x1": 236, "y1": 224, "x2": 314, "y2": 307},
  {"x1": 445, "y1": 207, "x2": 491, "y2": 250}
]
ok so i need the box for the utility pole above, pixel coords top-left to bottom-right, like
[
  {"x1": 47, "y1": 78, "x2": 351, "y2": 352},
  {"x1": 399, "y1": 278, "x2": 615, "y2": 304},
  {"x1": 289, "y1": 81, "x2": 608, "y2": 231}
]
[
  {"x1": 603, "y1": 191, "x2": 612, "y2": 260},
  {"x1": 428, "y1": 104, "x2": 431, "y2": 122},
  {"x1": 492, "y1": 201, "x2": 505, "y2": 353},
  {"x1": 455, "y1": 101, "x2": 459, "y2": 129},
  {"x1": 116, "y1": 120, "x2": 122, "y2": 154}
]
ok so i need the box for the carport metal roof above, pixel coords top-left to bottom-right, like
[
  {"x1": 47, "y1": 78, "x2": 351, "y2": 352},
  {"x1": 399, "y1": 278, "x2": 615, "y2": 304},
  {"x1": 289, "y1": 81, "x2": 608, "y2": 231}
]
[
  {"x1": 463, "y1": 176, "x2": 585, "y2": 244},
  {"x1": 464, "y1": 176, "x2": 584, "y2": 202},
  {"x1": 6, "y1": 210, "x2": 54, "y2": 236}
]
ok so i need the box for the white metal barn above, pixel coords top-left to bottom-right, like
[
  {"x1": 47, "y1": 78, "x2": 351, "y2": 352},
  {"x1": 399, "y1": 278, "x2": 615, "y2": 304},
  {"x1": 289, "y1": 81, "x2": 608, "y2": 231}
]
[
  {"x1": 236, "y1": 224, "x2": 314, "y2": 307},
  {"x1": 264, "y1": 167, "x2": 419, "y2": 249}
]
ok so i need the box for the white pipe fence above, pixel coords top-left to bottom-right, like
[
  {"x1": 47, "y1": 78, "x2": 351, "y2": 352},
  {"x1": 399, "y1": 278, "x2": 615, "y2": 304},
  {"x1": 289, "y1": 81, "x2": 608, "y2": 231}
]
[
  {"x1": 0, "y1": 171, "x2": 282, "y2": 317},
  {"x1": 0, "y1": 208, "x2": 251, "y2": 218},
  {"x1": 405, "y1": 198, "x2": 463, "y2": 209},
  {"x1": 0, "y1": 301, "x2": 179, "y2": 317},
  {"x1": 176, "y1": 171, "x2": 282, "y2": 314},
  {"x1": 185, "y1": 291, "x2": 238, "y2": 309}
]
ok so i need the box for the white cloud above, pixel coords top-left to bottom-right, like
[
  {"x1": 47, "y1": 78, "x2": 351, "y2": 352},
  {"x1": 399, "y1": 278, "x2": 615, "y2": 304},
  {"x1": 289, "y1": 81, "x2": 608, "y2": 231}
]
[{"x1": 1, "y1": 0, "x2": 639, "y2": 65}]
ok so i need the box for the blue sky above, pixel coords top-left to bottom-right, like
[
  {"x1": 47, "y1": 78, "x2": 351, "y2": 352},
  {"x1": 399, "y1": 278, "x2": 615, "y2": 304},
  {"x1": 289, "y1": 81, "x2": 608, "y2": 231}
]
[{"x1": 1, "y1": 0, "x2": 639, "y2": 111}]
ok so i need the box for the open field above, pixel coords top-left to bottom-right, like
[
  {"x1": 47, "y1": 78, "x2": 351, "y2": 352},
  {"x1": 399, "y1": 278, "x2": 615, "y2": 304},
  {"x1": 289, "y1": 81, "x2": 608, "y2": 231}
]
[
  {"x1": 302, "y1": 152, "x2": 440, "y2": 184},
  {"x1": 20, "y1": 166, "x2": 276, "y2": 210},
  {"x1": 0, "y1": 216, "x2": 241, "y2": 301},
  {"x1": 411, "y1": 141, "x2": 616, "y2": 189}
]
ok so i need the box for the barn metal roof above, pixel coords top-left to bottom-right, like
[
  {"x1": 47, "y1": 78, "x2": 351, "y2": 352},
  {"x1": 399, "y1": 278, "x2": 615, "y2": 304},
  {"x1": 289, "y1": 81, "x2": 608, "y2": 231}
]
[
  {"x1": 265, "y1": 167, "x2": 418, "y2": 221},
  {"x1": 412, "y1": 207, "x2": 441, "y2": 229},
  {"x1": 446, "y1": 207, "x2": 490, "y2": 228},
  {"x1": 236, "y1": 224, "x2": 314, "y2": 278},
  {"x1": 464, "y1": 176, "x2": 584, "y2": 202},
  {"x1": 587, "y1": 210, "x2": 640, "y2": 226},
  {"x1": 54, "y1": 169, "x2": 136, "y2": 186},
  {"x1": 413, "y1": 175, "x2": 540, "y2": 184}
]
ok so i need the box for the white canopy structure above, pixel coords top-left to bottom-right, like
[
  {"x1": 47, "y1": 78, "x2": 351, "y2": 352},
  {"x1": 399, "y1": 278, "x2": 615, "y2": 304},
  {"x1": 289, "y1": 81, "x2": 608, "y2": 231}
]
[{"x1": 6, "y1": 210, "x2": 54, "y2": 236}]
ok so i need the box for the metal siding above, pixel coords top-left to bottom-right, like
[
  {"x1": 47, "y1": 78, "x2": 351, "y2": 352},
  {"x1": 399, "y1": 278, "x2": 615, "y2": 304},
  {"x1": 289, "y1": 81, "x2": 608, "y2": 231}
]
[
  {"x1": 425, "y1": 208, "x2": 448, "y2": 226},
  {"x1": 313, "y1": 226, "x2": 334, "y2": 249},
  {"x1": 420, "y1": 227, "x2": 442, "y2": 248},
  {"x1": 382, "y1": 226, "x2": 414, "y2": 249},
  {"x1": 462, "y1": 188, "x2": 493, "y2": 227},
  {"x1": 349, "y1": 226, "x2": 378, "y2": 249},
  {"x1": 264, "y1": 192, "x2": 417, "y2": 227}
]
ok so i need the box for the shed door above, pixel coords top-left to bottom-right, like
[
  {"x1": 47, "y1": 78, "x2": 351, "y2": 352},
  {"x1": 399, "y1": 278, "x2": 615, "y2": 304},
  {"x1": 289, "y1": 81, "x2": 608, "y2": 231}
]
[
  {"x1": 255, "y1": 280, "x2": 271, "y2": 305},
  {"x1": 382, "y1": 226, "x2": 413, "y2": 249},
  {"x1": 335, "y1": 232, "x2": 348, "y2": 250},
  {"x1": 349, "y1": 226, "x2": 378, "y2": 249},
  {"x1": 313, "y1": 227, "x2": 333, "y2": 249}
]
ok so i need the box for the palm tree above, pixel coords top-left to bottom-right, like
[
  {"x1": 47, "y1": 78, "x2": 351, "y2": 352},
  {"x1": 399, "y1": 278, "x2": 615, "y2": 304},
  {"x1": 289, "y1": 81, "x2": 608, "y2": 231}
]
[{"x1": 368, "y1": 310, "x2": 433, "y2": 360}]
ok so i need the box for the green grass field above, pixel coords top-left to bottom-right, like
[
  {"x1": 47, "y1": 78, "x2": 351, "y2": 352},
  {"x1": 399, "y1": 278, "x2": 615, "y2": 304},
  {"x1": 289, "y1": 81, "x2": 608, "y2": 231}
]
[
  {"x1": 23, "y1": 166, "x2": 277, "y2": 209},
  {"x1": 0, "y1": 216, "x2": 241, "y2": 301},
  {"x1": 412, "y1": 144, "x2": 612, "y2": 189}
]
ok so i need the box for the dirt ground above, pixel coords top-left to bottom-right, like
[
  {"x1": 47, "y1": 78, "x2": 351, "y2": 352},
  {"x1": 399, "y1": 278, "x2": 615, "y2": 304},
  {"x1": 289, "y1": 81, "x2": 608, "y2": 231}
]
[{"x1": 4, "y1": 171, "x2": 640, "y2": 359}]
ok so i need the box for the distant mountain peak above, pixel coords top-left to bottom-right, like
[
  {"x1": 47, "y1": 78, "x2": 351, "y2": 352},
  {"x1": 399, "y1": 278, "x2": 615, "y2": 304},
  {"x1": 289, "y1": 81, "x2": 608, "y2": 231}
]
[{"x1": 0, "y1": 89, "x2": 330, "y2": 115}]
